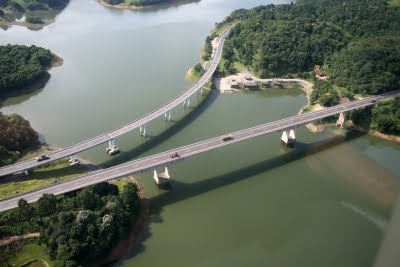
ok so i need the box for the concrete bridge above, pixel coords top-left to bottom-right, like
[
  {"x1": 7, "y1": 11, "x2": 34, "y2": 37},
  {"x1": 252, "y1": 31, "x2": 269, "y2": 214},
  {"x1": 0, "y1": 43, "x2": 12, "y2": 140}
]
[
  {"x1": 0, "y1": 27, "x2": 232, "y2": 178},
  {"x1": 0, "y1": 90, "x2": 398, "y2": 212}
]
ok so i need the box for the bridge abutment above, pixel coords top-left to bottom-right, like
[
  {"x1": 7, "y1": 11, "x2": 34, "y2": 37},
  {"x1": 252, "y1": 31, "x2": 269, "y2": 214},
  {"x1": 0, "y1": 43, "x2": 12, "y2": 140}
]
[
  {"x1": 281, "y1": 129, "x2": 296, "y2": 147},
  {"x1": 336, "y1": 112, "x2": 346, "y2": 128},
  {"x1": 106, "y1": 139, "x2": 120, "y2": 155},
  {"x1": 153, "y1": 167, "x2": 171, "y2": 187}
]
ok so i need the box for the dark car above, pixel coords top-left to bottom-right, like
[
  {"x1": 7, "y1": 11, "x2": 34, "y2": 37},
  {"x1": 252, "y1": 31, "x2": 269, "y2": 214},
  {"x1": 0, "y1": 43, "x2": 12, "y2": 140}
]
[
  {"x1": 170, "y1": 152, "x2": 179, "y2": 158},
  {"x1": 371, "y1": 99, "x2": 377, "y2": 103},
  {"x1": 36, "y1": 154, "x2": 49, "y2": 161},
  {"x1": 222, "y1": 135, "x2": 234, "y2": 142}
]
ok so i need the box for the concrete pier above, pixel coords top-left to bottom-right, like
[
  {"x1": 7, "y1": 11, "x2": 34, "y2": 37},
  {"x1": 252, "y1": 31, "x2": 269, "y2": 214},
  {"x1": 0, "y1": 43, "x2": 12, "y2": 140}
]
[
  {"x1": 336, "y1": 112, "x2": 346, "y2": 128},
  {"x1": 281, "y1": 129, "x2": 296, "y2": 147},
  {"x1": 153, "y1": 167, "x2": 171, "y2": 186}
]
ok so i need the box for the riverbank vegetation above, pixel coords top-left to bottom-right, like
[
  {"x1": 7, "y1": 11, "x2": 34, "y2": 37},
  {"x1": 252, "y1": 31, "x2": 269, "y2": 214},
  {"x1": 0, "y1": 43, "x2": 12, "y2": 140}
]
[
  {"x1": 214, "y1": 0, "x2": 400, "y2": 135},
  {"x1": 0, "y1": 0, "x2": 69, "y2": 28},
  {"x1": 0, "y1": 113, "x2": 39, "y2": 166},
  {"x1": 102, "y1": 0, "x2": 185, "y2": 7},
  {"x1": 0, "y1": 45, "x2": 59, "y2": 98},
  {"x1": 0, "y1": 181, "x2": 141, "y2": 266}
]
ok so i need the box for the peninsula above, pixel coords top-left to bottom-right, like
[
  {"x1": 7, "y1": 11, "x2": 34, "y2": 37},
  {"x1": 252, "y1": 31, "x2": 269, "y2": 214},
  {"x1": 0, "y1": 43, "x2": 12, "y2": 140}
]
[
  {"x1": 98, "y1": 0, "x2": 194, "y2": 9},
  {"x1": 0, "y1": 0, "x2": 69, "y2": 29}
]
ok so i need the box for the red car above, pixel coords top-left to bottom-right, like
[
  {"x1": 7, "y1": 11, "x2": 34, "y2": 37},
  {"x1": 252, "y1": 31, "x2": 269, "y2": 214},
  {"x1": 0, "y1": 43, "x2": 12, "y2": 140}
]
[{"x1": 170, "y1": 152, "x2": 179, "y2": 158}]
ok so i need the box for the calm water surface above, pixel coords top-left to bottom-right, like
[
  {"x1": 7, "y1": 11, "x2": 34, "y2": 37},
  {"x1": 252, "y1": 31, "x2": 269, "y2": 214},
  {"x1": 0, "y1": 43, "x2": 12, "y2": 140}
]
[{"x1": 1, "y1": 0, "x2": 399, "y2": 266}]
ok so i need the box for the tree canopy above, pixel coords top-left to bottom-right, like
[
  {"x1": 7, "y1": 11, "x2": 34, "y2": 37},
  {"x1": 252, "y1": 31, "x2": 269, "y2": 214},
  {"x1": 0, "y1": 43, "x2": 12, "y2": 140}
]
[
  {"x1": 217, "y1": 0, "x2": 400, "y2": 95},
  {"x1": 0, "y1": 44, "x2": 55, "y2": 96}
]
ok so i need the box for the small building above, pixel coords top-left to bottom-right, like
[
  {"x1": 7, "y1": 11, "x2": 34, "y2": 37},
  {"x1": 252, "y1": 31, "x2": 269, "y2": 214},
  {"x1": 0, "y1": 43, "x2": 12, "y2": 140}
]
[
  {"x1": 243, "y1": 80, "x2": 259, "y2": 90},
  {"x1": 230, "y1": 79, "x2": 240, "y2": 89},
  {"x1": 315, "y1": 65, "x2": 329, "y2": 80}
]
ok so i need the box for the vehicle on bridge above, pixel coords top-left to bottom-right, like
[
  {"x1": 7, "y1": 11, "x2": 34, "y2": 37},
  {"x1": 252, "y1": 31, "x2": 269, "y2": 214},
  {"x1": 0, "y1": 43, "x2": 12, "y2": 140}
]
[
  {"x1": 222, "y1": 135, "x2": 234, "y2": 142},
  {"x1": 36, "y1": 154, "x2": 49, "y2": 161},
  {"x1": 170, "y1": 151, "x2": 179, "y2": 158},
  {"x1": 371, "y1": 99, "x2": 377, "y2": 103}
]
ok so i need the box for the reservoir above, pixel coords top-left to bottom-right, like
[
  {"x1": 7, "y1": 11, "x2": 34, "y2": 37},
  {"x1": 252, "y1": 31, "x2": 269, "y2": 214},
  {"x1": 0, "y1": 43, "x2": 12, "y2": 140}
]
[{"x1": 1, "y1": 0, "x2": 399, "y2": 266}]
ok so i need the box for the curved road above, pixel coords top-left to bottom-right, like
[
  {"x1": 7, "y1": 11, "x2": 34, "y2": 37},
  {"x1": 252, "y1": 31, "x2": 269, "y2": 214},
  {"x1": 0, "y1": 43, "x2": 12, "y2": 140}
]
[
  {"x1": 0, "y1": 28, "x2": 232, "y2": 178},
  {"x1": 0, "y1": 90, "x2": 398, "y2": 212}
]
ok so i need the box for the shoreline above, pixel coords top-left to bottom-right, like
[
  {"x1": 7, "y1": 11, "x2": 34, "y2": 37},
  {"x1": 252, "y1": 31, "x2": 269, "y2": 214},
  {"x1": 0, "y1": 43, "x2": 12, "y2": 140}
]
[
  {"x1": 215, "y1": 70, "x2": 399, "y2": 143},
  {"x1": 97, "y1": 0, "x2": 187, "y2": 10},
  {"x1": 96, "y1": 177, "x2": 150, "y2": 266},
  {"x1": 0, "y1": 19, "x2": 54, "y2": 30},
  {"x1": 0, "y1": 53, "x2": 63, "y2": 103}
]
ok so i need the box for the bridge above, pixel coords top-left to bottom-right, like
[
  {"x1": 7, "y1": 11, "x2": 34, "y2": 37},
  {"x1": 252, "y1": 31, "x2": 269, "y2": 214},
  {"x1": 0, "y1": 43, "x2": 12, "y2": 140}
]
[
  {"x1": 0, "y1": 27, "x2": 232, "y2": 178},
  {"x1": 0, "y1": 90, "x2": 398, "y2": 212}
]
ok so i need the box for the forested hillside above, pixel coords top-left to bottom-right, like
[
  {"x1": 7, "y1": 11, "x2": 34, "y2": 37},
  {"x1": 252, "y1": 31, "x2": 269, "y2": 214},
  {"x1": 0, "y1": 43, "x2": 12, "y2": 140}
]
[
  {"x1": 0, "y1": 181, "x2": 141, "y2": 266},
  {"x1": 0, "y1": 45, "x2": 55, "y2": 97},
  {"x1": 0, "y1": 113, "x2": 39, "y2": 166},
  {"x1": 215, "y1": 0, "x2": 399, "y2": 134},
  {"x1": 0, "y1": 0, "x2": 69, "y2": 12},
  {"x1": 218, "y1": 0, "x2": 400, "y2": 95}
]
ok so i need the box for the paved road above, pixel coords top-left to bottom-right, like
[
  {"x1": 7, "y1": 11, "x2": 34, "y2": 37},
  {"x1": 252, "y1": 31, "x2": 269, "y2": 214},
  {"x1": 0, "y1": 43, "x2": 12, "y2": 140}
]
[
  {"x1": 0, "y1": 90, "x2": 398, "y2": 212},
  {"x1": 0, "y1": 28, "x2": 232, "y2": 178}
]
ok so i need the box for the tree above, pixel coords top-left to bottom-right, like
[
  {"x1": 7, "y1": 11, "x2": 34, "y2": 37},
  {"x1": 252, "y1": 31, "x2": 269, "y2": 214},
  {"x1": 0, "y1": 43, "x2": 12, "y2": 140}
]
[
  {"x1": 18, "y1": 198, "x2": 31, "y2": 219},
  {"x1": 37, "y1": 194, "x2": 57, "y2": 215}
]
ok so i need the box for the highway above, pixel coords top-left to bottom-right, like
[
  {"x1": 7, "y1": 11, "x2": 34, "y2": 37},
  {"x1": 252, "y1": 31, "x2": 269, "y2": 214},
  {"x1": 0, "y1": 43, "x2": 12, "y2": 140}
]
[
  {"x1": 0, "y1": 90, "x2": 398, "y2": 212},
  {"x1": 0, "y1": 28, "x2": 232, "y2": 178}
]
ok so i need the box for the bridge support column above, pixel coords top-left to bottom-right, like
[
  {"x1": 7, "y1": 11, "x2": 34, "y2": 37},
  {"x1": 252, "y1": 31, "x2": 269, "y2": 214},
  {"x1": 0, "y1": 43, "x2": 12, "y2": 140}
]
[
  {"x1": 140, "y1": 125, "x2": 147, "y2": 137},
  {"x1": 198, "y1": 88, "x2": 204, "y2": 96},
  {"x1": 153, "y1": 167, "x2": 171, "y2": 187},
  {"x1": 336, "y1": 112, "x2": 346, "y2": 128},
  {"x1": 106, "y1": 140, "x2": 120, "y2": 155},
  {"x1": 24, "y1": 170, "x2": 30, "y2": 176},
  {"x1": 281, "y1": 129, "x2": 296, "y2": 147},
  {"x1": 183, "y1": 98, "x2": 190, "y2": 108},
  {"x1": 68, "y1": 155, "x2": 80, "y2": 166},
  {"x1": 164, "y1": 111, "x2": 172, "y2": 122}
]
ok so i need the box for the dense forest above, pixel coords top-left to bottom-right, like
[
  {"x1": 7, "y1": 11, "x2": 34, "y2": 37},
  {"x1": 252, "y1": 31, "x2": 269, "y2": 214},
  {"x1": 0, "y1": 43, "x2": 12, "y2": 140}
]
[
  {"x1": 0, "y1": 0, "x2": 69, "y2": 12},
  {"x1": 0, "y1": 44, "x2": 55, "y2": 97},
  {"x1": 0, "y1": 181, "x2": 141, "y2": 266},
  {"x1": 215, "y1": 0, "x2": 400, "y2": 134},
  {"x1": 0, "y1": 113, "x2": 39, "y2": 166}
]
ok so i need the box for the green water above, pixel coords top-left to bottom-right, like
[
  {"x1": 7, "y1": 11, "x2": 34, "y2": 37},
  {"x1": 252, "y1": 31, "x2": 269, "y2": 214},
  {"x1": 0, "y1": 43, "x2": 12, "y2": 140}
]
[{"x1": 1, "y1": 0, "x2": 399, "y2": 266}]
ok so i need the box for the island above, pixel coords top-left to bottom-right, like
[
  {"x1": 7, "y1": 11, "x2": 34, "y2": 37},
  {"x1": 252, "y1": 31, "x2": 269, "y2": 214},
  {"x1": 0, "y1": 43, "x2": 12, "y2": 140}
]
[
  {"x1": 0, "y1": 0, "x2": 69, "y2": 29},
  {"x1": 98, "y1": 0, "x2": 194, "y2": 9},
  {"x1": 206, "y1": 0, "x2": 399, "y2": 139}
]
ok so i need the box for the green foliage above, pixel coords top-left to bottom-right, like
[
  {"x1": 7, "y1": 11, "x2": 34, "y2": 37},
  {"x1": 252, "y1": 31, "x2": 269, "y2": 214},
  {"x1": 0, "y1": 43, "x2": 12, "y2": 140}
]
[
  {"x1": 310, "y1": 80, "x2": 340, "y2": 107},
  {"x1": 0, "y1": 181, "x2": 140, "y2": 265},
  {"x1": 0, "y1": 113, "x2": 39, "y2": 165},
  {"x1": 0, "y1": 44, "x2": 55, "y2": 96},
  {"x1": 350, "y1": 98, "x2": 400, "y2": 135},
  {"x1": 202, "y1": 36, "x2": 213, "y2": 61},
  {"x1": 26, "y1": 16, "x2": 44, "y2": 24},
  {"x1": 327, "y1": 37, "x2": 400, "y2": 95},
  {"x1": 214, "y1": 0, "x2": 400, "y2": 94},
  {"x1": 370, "y1": 97, "x2": 400, "y2": 134}
]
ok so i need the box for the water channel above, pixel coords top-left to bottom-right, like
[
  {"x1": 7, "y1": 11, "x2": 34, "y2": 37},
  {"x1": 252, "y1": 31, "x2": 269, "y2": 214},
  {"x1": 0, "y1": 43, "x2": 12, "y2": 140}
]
[{"x1": 1, "y1": 0, "x2": 399, "y2": 266}]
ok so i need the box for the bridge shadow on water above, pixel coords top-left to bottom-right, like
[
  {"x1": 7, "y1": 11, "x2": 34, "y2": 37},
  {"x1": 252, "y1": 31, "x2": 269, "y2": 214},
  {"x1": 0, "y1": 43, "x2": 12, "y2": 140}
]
[
  {"x1": 100, "y1": 90, "x2": 219, "y2": 169},
  {"x1": 114, "y1": 130, "x2": 366, "y2": 264}
]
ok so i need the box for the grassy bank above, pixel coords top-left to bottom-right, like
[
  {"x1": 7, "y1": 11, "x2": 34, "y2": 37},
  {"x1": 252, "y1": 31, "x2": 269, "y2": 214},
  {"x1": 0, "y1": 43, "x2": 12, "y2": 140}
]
[
  {"x1": 0, "y1": 147, "x2": 91, "y2": 200},
  {"x1": 0, "y1": 244, "x2": 54, "y2": 267}
]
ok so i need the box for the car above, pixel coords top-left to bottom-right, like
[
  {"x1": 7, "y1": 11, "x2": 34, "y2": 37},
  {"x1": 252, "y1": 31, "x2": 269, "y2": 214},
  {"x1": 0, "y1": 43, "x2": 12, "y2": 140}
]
[
  {"x1": 371, "y1": 99, "x2": 377, "y2": 103},
  {"x1": 170, "y1": 151, "x2": 179, "y2": 158},
  {"x1": 36, "y1": 154, "x2": 49, "y2": 161},
  {"x1": 222, "y1": 135, "x2": 234, "y2": 142}
]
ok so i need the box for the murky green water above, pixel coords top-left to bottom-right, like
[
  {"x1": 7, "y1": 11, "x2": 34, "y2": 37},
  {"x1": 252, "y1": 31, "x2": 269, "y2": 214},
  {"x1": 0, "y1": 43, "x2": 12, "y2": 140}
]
[{"x1": 1, "y1": 1, "x2": 399, "y2": 266}]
